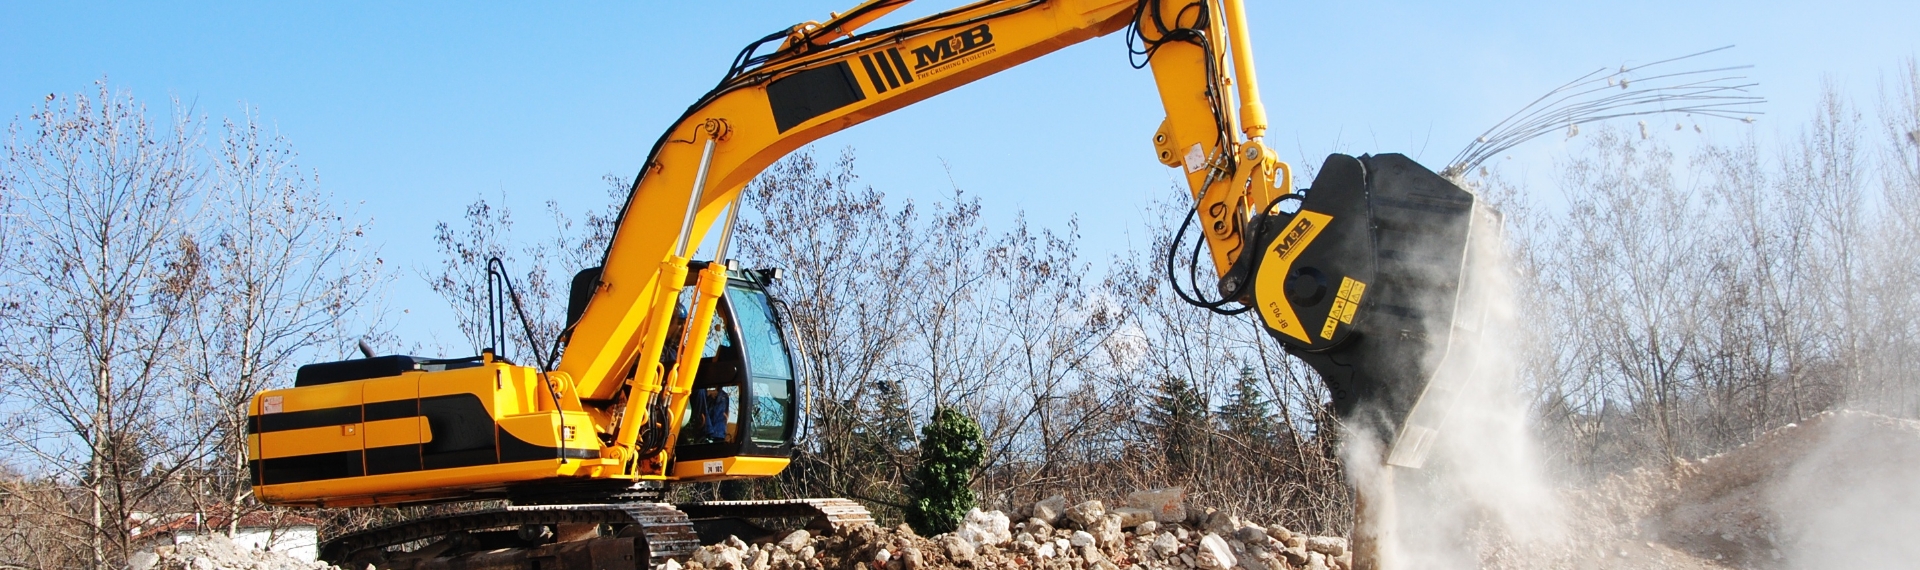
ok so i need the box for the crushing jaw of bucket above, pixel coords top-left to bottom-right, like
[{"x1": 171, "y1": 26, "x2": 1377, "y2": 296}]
[{"x1": 1230, "y1": 152, "x2": 1502, "y2": 467}]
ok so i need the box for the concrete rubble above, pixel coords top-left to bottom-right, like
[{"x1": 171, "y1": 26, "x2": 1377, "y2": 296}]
[
  {"x1": 671, "y1": 410, "x2": 1920, "y2": 570},
  {"x1": 130, "y1": 534, "x2": 331, "y2": 570},
  {"x1": 675, "y1": 487, "x2": 1355, "y2": 570}
]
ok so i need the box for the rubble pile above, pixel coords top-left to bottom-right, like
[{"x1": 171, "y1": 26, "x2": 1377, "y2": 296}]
[
  {"x1": 129, "y1": 534, "x2": 332, "y2": 570},
  {"x1": 678, "y1": 488, "x2": 1354, "y2": 570}
]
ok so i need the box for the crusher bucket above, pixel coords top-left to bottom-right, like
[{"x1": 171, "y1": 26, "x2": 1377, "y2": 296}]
[{"x1": 1236, "y1": 153, "x2": 1502, "y2": 468}]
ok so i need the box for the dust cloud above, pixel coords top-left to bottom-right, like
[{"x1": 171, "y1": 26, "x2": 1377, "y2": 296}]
[
  {"x1": 1338, "y1": 200, "x2": 1920, "y2": 570},
  {"x1": 1339, "y1": 206, "x2": 1567, "y2": 570}
]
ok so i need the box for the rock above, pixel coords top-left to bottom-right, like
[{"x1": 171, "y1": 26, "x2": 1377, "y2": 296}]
[
  {"x1": 1033, "y1": 495, "x2": 1069, "y2": 524},
  {"x1": 1236, "y1": 553, "x2": 1273, "y2": 570},
  {"x1": 752, "y1": 550, "x2": 773, "y2": 570},
  {"x1": 1065, "y1": 500, "x2": 1107, "y2": 528},
  {"x1": 128, "y1": 551, "x2": 157, "y2": 570},
  {"x1": 1091, "y1": 513, "x2": 1125, "y2": 547},
  {"x1": 1024, "y1": 518, "x2": 1055, "y2": 538},
  {"x1": 1303, "y1": 537, "x2": 1346, "y2": 557},
  {"x1": 779, "y1": 530, "x2": 812, "y2": 553},
  {"x1": 1035, "y1": 542, "x2": 1058, "y2": 559},
  {"x1": 1175, "y1": 526, "x2": 1190, "y2": 541},
  {"x1": 958, "y1": 508, "x2": 1013, "y2": 547},
  {"x1": 1231, "y1": 525, "x2": 1268, "y2": 545},
  {"x1": 1070, "y1": 530, "x2": 1097, "y2": 548},
  {"x1": 1136, "y1": 521, "x2": 1160, "y2": 536},
  {"x1": 1264, "y1": 525, "x2": 1293, "y2": 543},
  {"x1": 663, "y1": 559, "x2": 685, "y2": 570},
  {"x1": 1082, "y1": 544, "x2": 1105, "y2": 563},
  {"x1": 873, "y1": 548, "x2": 892, "y2": 566},
  {"x1": 694, "y1": 545, "x2": 746, "y2": 570},
  {"x1": 799, "y1": 546, "x2": 815, "y2": 561},
  {"x1": 1015, "y1": 532, "x2": 1036, "y2": 546},
  {"x1": 1111, "y1": 507, "x2": 1154, "y2": 529},
  {"x1": 1203, "y1": 511, "x2": 1239, "y2": 535},
  {"x1": 1151, "y1": 533, "x2": 1182, "y2": 557},
  {"x1": 901, "y1": 547, "x2": 924, "y2": 570},
  {"x1": 1197, "y1": 534, "x2": 1238, "y2": 570},
  {"x1": 941, "y1": 534, "x2": 978, "y2": 565},
  {"x1": 1280, "y1": 546, "x2": 1309, "y2": 567},
  {"x1": 1284, "y1": 536, "x2": 1305, "y2": 551},
  {"x1": 1127, "y1": 488, "x2": 1188, "y2": 524},
  {"x1": 1306, "y1": 552, "x2": 1328, "y2": 570}
]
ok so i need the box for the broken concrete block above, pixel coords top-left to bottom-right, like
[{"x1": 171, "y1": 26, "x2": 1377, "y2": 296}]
[{"x1": 1126, "y1": 488, "x2": 1188, "y2": 524}]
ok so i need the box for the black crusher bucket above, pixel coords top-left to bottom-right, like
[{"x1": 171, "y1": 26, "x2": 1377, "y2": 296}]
[{"x1": 1236, "y1": 153, "x2": 1502, "y2": 469}]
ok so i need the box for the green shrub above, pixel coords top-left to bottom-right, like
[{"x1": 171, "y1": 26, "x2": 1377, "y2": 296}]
[{"x1": 905, "y1": 406, "x2": 983, "y2": 535}]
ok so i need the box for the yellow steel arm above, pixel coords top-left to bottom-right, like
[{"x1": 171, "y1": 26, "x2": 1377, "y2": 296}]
[{"x1": 561, "y1": 0, "x2": 1289, "y2": 454}]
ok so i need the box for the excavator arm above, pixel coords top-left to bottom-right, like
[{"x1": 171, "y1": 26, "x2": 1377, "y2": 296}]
[{"x1": 558, "y1": 0, "x2": 1304, "y2": 474}]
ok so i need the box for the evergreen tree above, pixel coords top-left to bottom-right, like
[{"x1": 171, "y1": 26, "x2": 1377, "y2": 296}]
[
  {"x1": 1149, "y1": 376, "x2": 1210, "y2": 476},
  {"x1": 1218, "y1": 366, "x2": 1279, "y2": 443},
  {"x1": 867, "y1": 380, "x2": 917, "y2": 456},
  {"x1": 905, "y1": 406, "x2": 983, "y2": 536}
]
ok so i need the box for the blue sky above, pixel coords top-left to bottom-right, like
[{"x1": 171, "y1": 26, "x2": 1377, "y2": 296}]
[{"x1": 5, "y1": 0, "x2": 1917, "y2": 352}]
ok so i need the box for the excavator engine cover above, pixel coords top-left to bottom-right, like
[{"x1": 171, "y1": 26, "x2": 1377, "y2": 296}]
[{"x1": 1241, "y1": 153, "x2": 1497, "y2": 467}]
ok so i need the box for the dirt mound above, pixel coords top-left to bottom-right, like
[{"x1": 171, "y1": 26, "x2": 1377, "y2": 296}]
[
  {"x1": 1543, "y1": 410, "x2": 1920, "y2": 569},
  {"x1": 130, "y1": 534, "x2": 332, "y2": 570}
]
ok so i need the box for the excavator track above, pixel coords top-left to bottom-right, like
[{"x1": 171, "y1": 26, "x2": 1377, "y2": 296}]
[
  {"x1": 319, "y1": 503, "x2": 698, "y2": 570},
  {"x1": 678, "y1": 498, "x2": 875, "y2": 533}
]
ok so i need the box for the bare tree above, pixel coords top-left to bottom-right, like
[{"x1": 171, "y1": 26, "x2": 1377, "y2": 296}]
[
  {"x1": 1551, "y1": 126, "x2": 1713, "y2": 465},
  {"x1": 734, "y1": 148, "x2": 924, "y2": 510},
  {"x1": 0, "y1": 81, "x2": 213, "y2": 568},
  {"x1": 174, "y1": 108, "x2": 384, "y2": 531},
  {"x1": 1866, "y1": 60, "x2": 1920, "y2": 418}
]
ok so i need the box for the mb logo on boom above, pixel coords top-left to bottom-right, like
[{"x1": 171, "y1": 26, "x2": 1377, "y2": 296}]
[{"x1": 913, "y1": 24, "x2": 995, "y2": 71}]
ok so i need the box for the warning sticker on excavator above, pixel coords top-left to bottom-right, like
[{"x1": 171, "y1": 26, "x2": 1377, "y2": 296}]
[
  {"x1": 1254, "y1": 210, "x2": 1332, "y2": 342},
  {"x1": 1320, "y1": 277, "x2": 1368, "y2": 339},
  {"x1": 1183, "y1": 143, "x2": 1206, "y2": 173}
]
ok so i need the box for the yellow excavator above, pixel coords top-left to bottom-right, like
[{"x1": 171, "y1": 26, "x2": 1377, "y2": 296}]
[{"x1": 247, "y1": 0, "x2": 1493, "y2": 567}]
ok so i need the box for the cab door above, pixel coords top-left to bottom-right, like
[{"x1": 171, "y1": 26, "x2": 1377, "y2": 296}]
[{"x1": 671, "y1": 275, "x2": 797, "y2": 480}]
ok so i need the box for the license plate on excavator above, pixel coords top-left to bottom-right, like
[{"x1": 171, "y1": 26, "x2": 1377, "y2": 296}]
[{"x1": 1242, "y1": 153, "x2": 1501, "y2": 468}]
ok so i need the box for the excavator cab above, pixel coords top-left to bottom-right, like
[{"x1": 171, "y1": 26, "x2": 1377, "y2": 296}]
[{"x1": 666, "y1": 265, "x2": 799, "y2": 481}]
